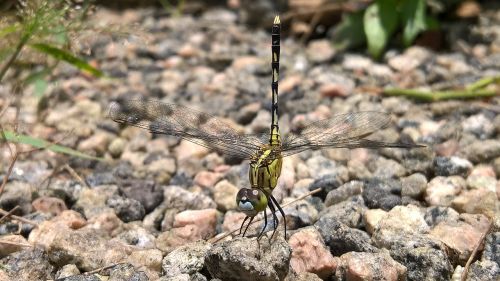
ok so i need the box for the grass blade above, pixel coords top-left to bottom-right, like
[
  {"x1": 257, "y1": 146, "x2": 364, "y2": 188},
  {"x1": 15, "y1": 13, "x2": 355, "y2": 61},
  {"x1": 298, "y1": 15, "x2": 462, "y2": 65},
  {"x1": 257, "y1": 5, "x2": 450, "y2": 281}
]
[
  {"x1": 29, "y1": 43, "x2": 104, "y2": 77},
  {"x1": 1, "y1": 130, "x2": 101, "y2": 160}
]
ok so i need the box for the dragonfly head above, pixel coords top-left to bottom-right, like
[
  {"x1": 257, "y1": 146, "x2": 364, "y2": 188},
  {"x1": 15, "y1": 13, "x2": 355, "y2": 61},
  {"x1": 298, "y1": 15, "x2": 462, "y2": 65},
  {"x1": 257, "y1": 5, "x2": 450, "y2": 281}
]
[{"x1": 236, "y1": 188, "x2": 268, "y2": 217}]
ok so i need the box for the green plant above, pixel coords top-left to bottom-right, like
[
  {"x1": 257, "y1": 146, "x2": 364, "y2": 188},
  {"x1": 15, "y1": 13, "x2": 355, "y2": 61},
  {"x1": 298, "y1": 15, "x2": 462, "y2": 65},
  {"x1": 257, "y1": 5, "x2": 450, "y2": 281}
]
[
  {"x1": 0, "y1": 0, "x2": 103, "y2": 88},
  {"x1": 334, "y1": 0, "x2": 438, "y2": 59}
]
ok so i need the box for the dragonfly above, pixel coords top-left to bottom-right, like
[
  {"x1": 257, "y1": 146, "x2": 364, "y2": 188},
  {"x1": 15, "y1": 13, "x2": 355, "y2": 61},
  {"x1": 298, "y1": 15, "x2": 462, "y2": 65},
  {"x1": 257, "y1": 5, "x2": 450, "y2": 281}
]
[{"x1": 108, "y1": 15, "x2": 421, "y2": 240}]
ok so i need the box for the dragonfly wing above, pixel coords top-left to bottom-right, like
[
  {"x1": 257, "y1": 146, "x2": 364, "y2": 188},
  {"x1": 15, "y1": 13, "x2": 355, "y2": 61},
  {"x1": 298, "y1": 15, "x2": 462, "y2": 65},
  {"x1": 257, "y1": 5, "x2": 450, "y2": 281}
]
[
  {"x1": 281, "y1": 111, "x2": 421, "y2": 157},
  {"x1": 108, "y1": 100, "x2": 266, "y2": 159}
]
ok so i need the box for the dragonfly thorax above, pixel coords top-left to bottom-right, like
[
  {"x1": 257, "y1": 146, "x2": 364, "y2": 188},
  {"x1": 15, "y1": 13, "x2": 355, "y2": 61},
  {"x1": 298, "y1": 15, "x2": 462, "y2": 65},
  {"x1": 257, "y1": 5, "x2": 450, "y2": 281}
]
[{"x1": 249, "y1": 146, "x2": 283, "y2": 192}]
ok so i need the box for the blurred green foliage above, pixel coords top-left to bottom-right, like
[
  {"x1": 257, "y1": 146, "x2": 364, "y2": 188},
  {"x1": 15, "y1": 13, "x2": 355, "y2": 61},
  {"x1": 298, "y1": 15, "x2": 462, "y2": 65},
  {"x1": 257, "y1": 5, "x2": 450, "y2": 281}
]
[{"x1": 334, "y1": 0, "x2": 438, "y2": 59}]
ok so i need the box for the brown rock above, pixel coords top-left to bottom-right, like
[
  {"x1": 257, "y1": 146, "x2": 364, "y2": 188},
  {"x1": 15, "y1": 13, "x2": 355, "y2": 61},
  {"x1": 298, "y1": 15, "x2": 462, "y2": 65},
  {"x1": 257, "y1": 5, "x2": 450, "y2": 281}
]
[
  {"x1": 173, "y1": 209, "x2": 219, "y2": 239},
  {"x1": 0, "y1": 235, "x2": 29, "y2": 257},
  {"x1": 429, "y1": 215, "x2": 489, "y2": 265},
  {"x1": 363, "y1": 209, "x2": 388, "y2": 235},
  {"x1": 289, "y1": 227, "x2": 338, "y2": 279},
  {"x1": 213, "y1": 180, "x2": 239, "y2": 211},
  {"x1": 84, "y1": 210, "x2": 124, "y2": 237},
  {"x1": 32, "y1": 196, "x2": 67, "y2": 216},
  {"x1": 175, "y1": 140, "x2": 210, "y2": 161},
  {"x1": 51, "y1": 210, "x2": 87, "y2": 229},
  {"x1": 336, "y1": 252, "x2": 406, "y2": 281},
  {"x1": 451, "y1": 188, "x2": 497, "y2": 218},
  {"x1": 127, "y1": 249, "x2": 163, "y2": 279},
  {"x1": 221, "y1": 211, "x2": 248, "y2": 233}
]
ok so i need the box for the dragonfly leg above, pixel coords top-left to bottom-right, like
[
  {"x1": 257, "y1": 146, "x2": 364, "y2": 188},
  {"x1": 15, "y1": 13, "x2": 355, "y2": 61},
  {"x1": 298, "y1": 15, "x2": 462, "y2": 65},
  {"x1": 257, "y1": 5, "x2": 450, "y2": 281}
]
[
  {"x1": 257, "y1": 208, "x2": 268, "y2": 240},
  {"x1": 238, "y1": 216, "x2": 250, "y2": 236},
  {"x1": 267, "y1": 200, "x2": 279, "y2": 240},
  {"x1": 270, "y1": 194, "x2": 287, "y2": 240},
  {"x1": 242, "y1": 216, "x2": 255, "y2": 237}
]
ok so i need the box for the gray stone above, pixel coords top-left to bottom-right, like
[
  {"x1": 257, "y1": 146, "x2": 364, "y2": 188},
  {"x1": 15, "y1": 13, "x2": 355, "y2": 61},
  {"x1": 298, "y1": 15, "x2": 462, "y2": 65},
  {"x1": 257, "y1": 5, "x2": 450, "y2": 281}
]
[
  {"x1": 433, "y1": 156, "x2": 472, "y2": 177},
  {"x1": 324, "y1": 180, "x2": 363, "y2": 206},
  {"x1": 119, "y1": 179, "x2": 164, "y2": 213},
  {"x1": 362, "y1": 178, "x2": 402, "y2": 211},
  {"x1": 162, "y1": 241, "x2": 211, "y2": 277},
  {"x1": 318, "y1": 196, "x2": 366, "y2": 228},
  {"x1": 401, "y1": 173, "x2": 427, "y2": 199},
  {"x1": 108, "y1": 263, "x2": 149, "y2": 281},
  {"x1": 0, "y1": 180, "x2": 33, "y2": 215},
  {"x1": 315, "y1": 217, "x2": 377, "y2": 256},
  {"x1": 462, "y1": 139, "x2": 500, "y2": 163},
  {"x1": 205, "y1": 236, "x2": 291, "y2": 281},
  {"x1": 424, "y1": 206, "x2": 460, "y2": 227},
  {"x1": 107, "y1": 195, "x2": 146, "y2": 222},
  {"x1": 0, "y1": 248, "x2": 54, "y2": 280}
]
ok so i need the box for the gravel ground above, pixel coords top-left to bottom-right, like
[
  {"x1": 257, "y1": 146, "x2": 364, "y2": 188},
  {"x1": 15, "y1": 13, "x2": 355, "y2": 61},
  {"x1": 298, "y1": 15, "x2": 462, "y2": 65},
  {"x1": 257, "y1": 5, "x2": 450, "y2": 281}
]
[{"x1": 0, "y1": 6, "x2": 499, "y2": 281}]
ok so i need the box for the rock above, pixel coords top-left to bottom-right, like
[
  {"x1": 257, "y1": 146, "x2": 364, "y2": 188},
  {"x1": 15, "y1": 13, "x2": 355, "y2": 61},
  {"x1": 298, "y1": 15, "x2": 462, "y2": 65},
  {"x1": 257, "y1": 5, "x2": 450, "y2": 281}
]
[
  {"x1": 467, "y1": 260, "x2": 500, "y2": 281},
  {"x1": 55, "y1": 263, "x2": 80, "y2": 279},
  {"x1": 73, "y1": 186, "x2": 118, "y2": 219},
  {"x1": 77, "y1": 131, "x2": 112, "y2": 155},
  {"x1": 0, "y1": 235, "x2": 29, "y2": 258},
  {"x1": 205, "y1": 236, "x2": 291, "y2": 281},
  {"x1": 451, "y1": 188, "x2": 497, "y2": 217},
  {"x1": 108, "y1": 263, "x2": 150, "y2": 281},
  {"x1": 115, "y1": 225, "x2": 156, "y2": 249},
  {"x1": 193, "y1": 171, "x2": 223, "y2": 188},
  {"x1": 50, "y1": 210, "x2": 86, "y2": 229},
  {"x1": 285, "y1": 272, "x2": 322, "y2": 281},
  {"x1": 156, "y1": 209, "x2": 219, "y2": 254},
  {"x1": 282, "y1": 198, "x2": 319, "y2": 231},
  {"x1": 424, "y1": 206, "x2": 460, "y2": 228},
  {"x1": 306, "y1": 39, "x2": 335, "y2": 63},
  {"x1": 119, "y1": 179, "x2": 164, "y2": 213},
  {"x1": 127, "y1": 249, "x2": 163, "y2": 279},
  {"x1": 0, "y1": 248, "x2": 54, "y2": 280},
  {"x1": 433, "y1": 156, "x2": 472, "y2": 177},
  {"x1": 213, "y1": 180, "x2": 239, "y2": 211},
  {"x1": 368, "y1": 157, "x2": 406, "y2": 178},
  {"x1": 466, "y1": 165, "x2": 497, "y2": 192},
  {"x1": 288, "y1": 227, "x2": 338, "y2": 279},
  {"x1": 221, "y1": 211, "x2": 248, "y2": 233},
  {"x1": 162, "y1": 241, "x2": 211, "y2": 277},
  {"x1": 362, "y1": 178, "x2": 402, "y2": 211},
  {"x1": 175, "y1": 140, "x2": 210, "y2": 161},
  {"x1": 163, "y1": 185, "x2": 217, "y2": 212},
  {"x1": 342, "y1": 54, "x2": 373, "y2": 71},
  {"x1": 483, "y1": 232, "x2": 499, "y2": 265},
  {"x1": 400, "y1": 173, "x2": 427, "y2": 199},
  {"x1": 108, "y1": 137, "x2": 126, "y2": 158},
  {"x1": 363, "y1": 209, "x2": 388, "y2": 235},
  {"x1": 107, "y1": 195, "x2": 146, "y2": 222},
  {"x1": 145, "y1": 157, "x2": 177, "y2": 184},
  {"x1": 429, "y1": 217, "x2": 490, "y2": 265},
  {"x1": 372, "y1": 205, "x2": 429, "y2": 248},
  {"x1": 462, "y1": 113, "x2": 495, "y2": 138},
  {"x1": 324, "y1": 181, "x2": 363, "y2": 206},
  {"x1": 32, "y1": 196, "x2": 68, "y2": 216},
  {"x1": 425, "y1": 176, "x2": 465, "y2": 206},
  {"x1": 388, "y1": 47, "x2": 431, "y2": 72},
  {"x1": 462, "y1": 139, "x2": 500, "y2": 163},
  {"x1": 84, "y1": 210, "x2": 124, "y2": 237},
  {"x1": 0, "y1": 181, "x2": 32, "y2": 215},
  {"x1": 318, "y1": 196, "x2": 366, "y2": 228},
  {"x1": 315, "y1": 217, "x2": 377, "y2": 256},
  {"x1": 335, "y1": 252, "x2": 406, "y2": 281}
]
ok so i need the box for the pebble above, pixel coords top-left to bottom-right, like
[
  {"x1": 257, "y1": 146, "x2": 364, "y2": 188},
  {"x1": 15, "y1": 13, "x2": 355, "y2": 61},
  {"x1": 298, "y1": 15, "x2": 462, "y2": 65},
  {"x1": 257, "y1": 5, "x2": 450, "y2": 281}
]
[
  {"x1": 0, "y1": 235, "x2": 29, "y2": 258},
  {"x1": 107, "y1": 195, "x2": 146, "y2": 222},
  {"x1": 324, "y1": 180, "x2": 363, "y2": 206},
  {"x1": 451, "y1": 188, "x2": 497, "y2": 218},
  {"x1": 315, "y1": 216, "x2": 377, "y2": 256},
  {"x1": 318, "y1": 196, "x2": 366, "y2": 228},
  {"x1": 462, "y1": 139, "x2": 500, "y2": 163},
  {"x1": 362, "y1": 178, "x2": 402, "y2": 211},
  {"x1": 127, "y1": 249, "x2": 163, "y2": 279},
  {"x1": 335, "y1": 252, "x2": 406, "y2": 281},
  {"x1": 193, "y1": 171, "x2": 223, "y2": 188},
  {"x1": 0, "y1": 248, "x2": 54, "y2": 280},
  {"x1": 173, "y1": 209, "x2": 219, "y2": 239},
  {"x1": 306, "y1": 39, "x2": 335, "y2": 63},
  {"x1": 0, "y1": 181, "x2": 33, "y2": 215},
  {"x1": 205, "y1": 236, "x2": 291, "y2": 281},
  {"x1": 400, "y1": 173, "x2": 427, "y2": 199},
  {"x1": 288, "y1": 227, "x2": 338, "y2": 279},
  {"x1": 161, "y1": 241, "x2": 211, "y2": 278},
  {"x1": 363, "y1": 209, "x2": 388, "y2": 235},
  {"x1": 213, "y1": 180, "x2": 239, "y2": 211},
  {"x1": 119, "y1": 179, "x2": 164, "y2": 213},
  {"x1": 433, "y1": 156, "x2": 473, "y2": 177},
  {"x1": 424, "y1": 206, "x2": 460, "y2": 228},
  {"x1": 466, "y1": 165, "x2": 498, "y2": 192},
  {"x1": 31, "y1": 196, "x2": 67, "y2": 216},
  {"x1": 55, "y1": 264, "x2": 80, "y2": 279},
  {"x1": 425, "y1": 176, "x2": 465, "y2": 206}
]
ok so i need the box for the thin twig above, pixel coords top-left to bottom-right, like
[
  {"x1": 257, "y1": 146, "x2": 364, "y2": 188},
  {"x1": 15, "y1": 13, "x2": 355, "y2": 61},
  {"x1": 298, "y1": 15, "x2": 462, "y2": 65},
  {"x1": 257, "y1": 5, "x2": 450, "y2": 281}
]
[
  {"x1": 84, "y1": 261, "x2": 127, "y2": 275},
  {"x1": 0, "y1": 239, "x2": 33, "y2": 248},
  {"x1": 63, "y1": 164, "x2": 90, "y2": 188},
  {"x1": 0, "y1": 208, "x2": 38, "y2": 227},
  {"x1": 0, "y1": 205, "x2": 19, "y2": 224},
  {"x1": 209, "y1": 188, "x2": 322, "y2": 244},
  {"x1": 461, "y1": 219, "x2": 492, "y2": 281},
  {"x1": 384, "y1": 88, "x2": 497, "y2": 102}
]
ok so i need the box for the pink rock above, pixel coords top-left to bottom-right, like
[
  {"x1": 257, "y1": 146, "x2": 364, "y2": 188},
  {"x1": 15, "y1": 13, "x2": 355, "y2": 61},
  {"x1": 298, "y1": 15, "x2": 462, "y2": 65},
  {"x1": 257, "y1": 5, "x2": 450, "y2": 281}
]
[
  {"x1": 429, "y1": 215, "x2": 490, "y2": 265},
  {"x1": 425, "y1": 176, "x2": 465, "y2": 206},
  {"x1": 85, "y1": 211, "x2": 124, "y2": 237},
  {"x1": 231, "y1": 56, "x2": 262, "y2": 70},
  {"x1": 289, "y1": 227, "x2": 338, "y2": 279},
  {"x1": 336, "y1": 252, "x2": 406, "y2": 281},
  {"x1": 319, "y1": 83, "x2": 349, "y2": 98},
  {"x1": 194, "y1": 171, "x2": 223, "y2": 188},
  {"x1": 52, "y1": 210, "x2": 87, "y2": 229},
  {"x1": 221, "y1": 211, "x2": 247, "y2": 233},
  {"x1": 32, "y1": 196, "x2": 68, "y2": 216},
  {"x1": 156, "y1": 225, "x2": 199, "y2": 254},
  {"x1": 175, "y1": 140, "x2": 210, "y2": 161},
  {"x1": 173, "y1": 209, "x2": 218, "y2": 239}
]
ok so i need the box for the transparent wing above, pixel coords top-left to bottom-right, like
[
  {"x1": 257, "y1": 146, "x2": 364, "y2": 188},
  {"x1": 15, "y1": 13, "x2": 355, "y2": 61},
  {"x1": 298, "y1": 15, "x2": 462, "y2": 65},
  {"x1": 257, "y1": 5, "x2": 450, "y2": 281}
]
[
  {"x1": 281, "y1": 111, "x2": 422, "y2": 157},
  {"x1": 108, "y1": 99, "x2": 267, "y2": 159}
]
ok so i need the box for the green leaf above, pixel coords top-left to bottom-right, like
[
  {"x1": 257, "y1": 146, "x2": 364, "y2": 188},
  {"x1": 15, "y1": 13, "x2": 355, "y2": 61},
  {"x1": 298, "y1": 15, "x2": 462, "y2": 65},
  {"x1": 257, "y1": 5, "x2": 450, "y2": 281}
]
[
  {"x1": 29, "y1": 43, "x2": 104, "y2": 77},
  {"x1": 1, "y1": 130, "x2": 101, "y2": 160},
  {"x1": 333, "y1": 11, "x2": 366, "y2": 50},
  {"x1": 0, "y1": 24, "x2": 18, "y2": 38},
  {"x1": 363, "y1": 0, "x2": 398, "y2": 59},
  {"x1": 401, "y1": 0, "x2": 427, "y2": 47}
]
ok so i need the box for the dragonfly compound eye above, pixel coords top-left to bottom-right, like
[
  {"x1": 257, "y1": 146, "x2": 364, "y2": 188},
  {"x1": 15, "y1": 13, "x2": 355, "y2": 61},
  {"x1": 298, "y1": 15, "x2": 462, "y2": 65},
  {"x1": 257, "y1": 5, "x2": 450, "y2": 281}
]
[{"x1": 236, "y1": 188, "x2": 267, "y2": 217}]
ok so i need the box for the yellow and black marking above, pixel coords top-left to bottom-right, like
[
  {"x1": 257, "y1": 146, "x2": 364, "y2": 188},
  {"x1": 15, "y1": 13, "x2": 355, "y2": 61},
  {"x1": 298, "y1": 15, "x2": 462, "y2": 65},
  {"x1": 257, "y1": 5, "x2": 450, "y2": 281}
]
[{"x1": 239, "y1": 15, "x2": 288, "y2": 240}]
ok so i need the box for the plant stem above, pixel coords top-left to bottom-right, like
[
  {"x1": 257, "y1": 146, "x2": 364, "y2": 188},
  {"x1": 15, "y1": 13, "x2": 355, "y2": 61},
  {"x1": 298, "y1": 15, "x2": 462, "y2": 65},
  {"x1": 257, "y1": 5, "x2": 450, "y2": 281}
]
[
  {"x1": 466, "y1": 76, "x2": 500, "y2": 91},
  {"x1": 383, "y1": 88, "x2": 497, "y2": 102},
  {"x1": 0, "y1": 33, "x2": 30, "y2": 82}
]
